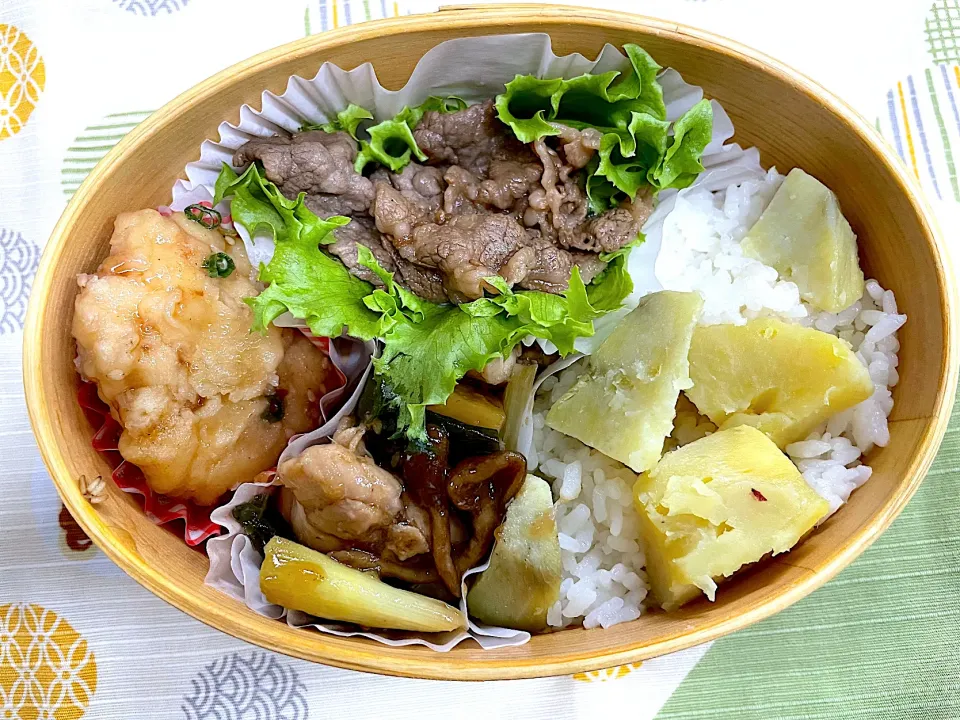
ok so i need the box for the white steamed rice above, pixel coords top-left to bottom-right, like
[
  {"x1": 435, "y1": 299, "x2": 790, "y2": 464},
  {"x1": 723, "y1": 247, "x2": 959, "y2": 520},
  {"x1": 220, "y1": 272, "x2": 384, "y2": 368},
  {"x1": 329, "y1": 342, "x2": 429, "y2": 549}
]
[
  {"x1": 654, "y1": 169, "x2": 807, "y2": 326},
  {"x1": 533, "y1": 369, "x2": 650, "y2": 630},
  {"x1": 534, "y1": 169, "x2": 905, "y2": 629},
  {"x1": 788, "y1": 278, "x2": 905, "y2": 513}
]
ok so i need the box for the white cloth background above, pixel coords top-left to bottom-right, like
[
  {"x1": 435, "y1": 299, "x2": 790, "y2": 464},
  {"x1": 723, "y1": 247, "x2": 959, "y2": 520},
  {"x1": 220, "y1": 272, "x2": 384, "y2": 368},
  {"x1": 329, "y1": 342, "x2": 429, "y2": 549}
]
[{"x1": 0, "y1": 1, "x2": 952, "y2": 718}]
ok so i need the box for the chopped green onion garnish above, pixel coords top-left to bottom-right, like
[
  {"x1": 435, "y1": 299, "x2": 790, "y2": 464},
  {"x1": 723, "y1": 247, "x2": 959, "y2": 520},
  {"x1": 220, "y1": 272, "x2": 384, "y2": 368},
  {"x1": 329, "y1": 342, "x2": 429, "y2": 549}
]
[
  {"x1": 202, "y1": 252, "x2": 235, "y2": 278},
  {"x1": 184, "y1": 204, "x2": 222, "y2": 229}
]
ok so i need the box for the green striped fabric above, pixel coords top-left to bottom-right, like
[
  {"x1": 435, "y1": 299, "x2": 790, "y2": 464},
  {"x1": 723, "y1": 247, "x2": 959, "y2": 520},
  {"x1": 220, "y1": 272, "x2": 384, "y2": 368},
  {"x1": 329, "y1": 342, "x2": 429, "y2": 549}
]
[
  {"x1": 656, "y1": 397, "x2": 960, "y2": 719},
  {"x1": 61, "y1": 111, "x2": 153, "y2": 196},
  {"x1": 925, "y1": 0, "x2": 960, "y2": 65},
  {"x1": 925, "y1": 67, "x2": 960, "y2": 203}
]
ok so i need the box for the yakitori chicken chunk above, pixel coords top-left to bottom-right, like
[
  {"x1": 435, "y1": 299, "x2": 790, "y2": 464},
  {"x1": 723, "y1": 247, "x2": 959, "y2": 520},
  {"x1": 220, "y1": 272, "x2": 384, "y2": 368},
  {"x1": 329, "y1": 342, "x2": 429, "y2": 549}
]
[{"x1": 277, "y1": 419, "x2": 431, "y2": 561}]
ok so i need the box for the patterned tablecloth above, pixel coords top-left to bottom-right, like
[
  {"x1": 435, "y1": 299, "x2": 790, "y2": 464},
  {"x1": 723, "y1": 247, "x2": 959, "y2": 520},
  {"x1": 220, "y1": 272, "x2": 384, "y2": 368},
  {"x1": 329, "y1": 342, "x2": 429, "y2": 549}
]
[{"x1": 1, "y1": 0, "x2": 958, "y2": 717}]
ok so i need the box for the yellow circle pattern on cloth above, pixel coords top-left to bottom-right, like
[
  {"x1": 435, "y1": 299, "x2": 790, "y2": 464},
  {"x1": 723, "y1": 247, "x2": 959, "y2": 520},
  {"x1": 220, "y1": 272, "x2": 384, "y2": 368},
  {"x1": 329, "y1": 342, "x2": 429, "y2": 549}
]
[
  {"x1": 0, "y1": 24, "x2": 45, "y2": 140},
  {"x1": 0, "y1": 604, "x2": 97, "y2": 719},
  {"x1": 572, "y1": 662, "x2": 643, "y2": 682}
]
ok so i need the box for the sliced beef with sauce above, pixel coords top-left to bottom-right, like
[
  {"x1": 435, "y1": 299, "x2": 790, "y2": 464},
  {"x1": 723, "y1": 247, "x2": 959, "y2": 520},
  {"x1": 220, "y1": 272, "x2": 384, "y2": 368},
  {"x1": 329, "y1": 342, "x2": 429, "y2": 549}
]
[
  {"x1": 234, "y1": 130, "x2": 374, "y2": 216},
  {"x1": 373, "y1": 182, "x2": 566, "y2": 301},
  {"x1": 572, "y1": 208, "x2": 641, "y2": 253},
  {"x1": 371, "y1": 181, "x2": 428, "y2": 242},
  {"x1": 393, "y1": 262, "x2": 448, "y2": 304},
  {"x1": 413, "y1": 99, "x2": 533, "y2": 175},
  {"x1": 232, "y1": 100, "x2": 651, "y2": 305},
  {"x1": 329, "y1": 205, "x2": 449, "y2": 303},
  {"x1": 384, "y1": 162, "x2": 446, "y2": 212},
  {"x1": 512, "y1": 234, "x2": 608, "y2": 294},
  {"x1": 572, "y1": 252, "x2": 610, "y2": 285},
  {"x1": 371, "y1": 172, "x2": 618, "y2": 301},
  {"x1": 327, "y1": 217, "x2": 397, "y2": 286},
  {"x1": 406, "y1": 213, "x2": 530, "y2": 302},
  {"x1": 443, "y1": 161, "x2": 542, "y2": 215},
  {"x1": 556, "y1": 125, "x2": 604, "y2": 169},
  {"x1": 524, "y1": 136, "x2": 650, "y2": 255},
  {"x1": 510, "y1": 236, "x2": 573, "y2": 295}
]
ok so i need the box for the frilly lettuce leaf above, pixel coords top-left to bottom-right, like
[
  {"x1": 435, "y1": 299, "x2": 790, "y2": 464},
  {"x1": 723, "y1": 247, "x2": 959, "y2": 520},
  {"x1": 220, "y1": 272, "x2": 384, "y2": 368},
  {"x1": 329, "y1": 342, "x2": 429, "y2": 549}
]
[
  {"x1": 374, "y1": 253, "x2": 633, "y2": 439},
  {"x1": 352, "y1": 95, "x2": 466, "y2": 174},
  {"x1": 494, "y1": 76, "x2": 565, "y2": 143},
  {"x1": 594, "y1": 112, "x2": 669, "y2": 204},
  {"x1": 585, "y1": 161, "x2": 623, "y2": 215},
  {"x1": 585, "y1": 252, "x2": 636, "y2": 310},
  {"x1": 617, "y1": 43, "x2": 667, "y2": 117},
  {"x1": 374, "y1": 304, "x2": 526, "y2": 441},
  {"x1": 496, "y1": 45, "x2": 664, "y2": 137},
  {"x1": 464, "y1": 253, "x2": 633, "y2": 357},
  {"x1": 649, "y1": 98, "x2": 713, "y2": 190},
  {"x1": 247, "y1": 230, "x2": 382, "y2": 340},
  {"x1": 398, "y1": 95, "x2": 467, "y2": 129},
  {"x1": 553, "y1": 48, "x2": 664, "y2": 132},
  {"x1": 214, "y1": 163, "x2": 345, "y2": 248},
  {"x1": 214, "y1": 164, "x2": 376, "y2": 338},
  {"x1": 355, "y1": 120, "x2": 428, "y2": 173},
  {"x1": 495, "y1": 43, "x2": 711, "y2": 201},
  {"x1": 302, "y1": 103, "x2": 374, "y2": 138},
  {"x1": 356, "y1": 244, "x2": 431, "y2": 327}
]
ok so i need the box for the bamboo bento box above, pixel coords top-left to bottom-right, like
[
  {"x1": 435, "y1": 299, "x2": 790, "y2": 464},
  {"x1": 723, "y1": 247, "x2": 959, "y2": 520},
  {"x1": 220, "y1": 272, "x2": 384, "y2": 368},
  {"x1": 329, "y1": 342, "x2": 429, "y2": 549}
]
[{"x1": 23, "y1": 5, "x2": 958, "y2": 680}]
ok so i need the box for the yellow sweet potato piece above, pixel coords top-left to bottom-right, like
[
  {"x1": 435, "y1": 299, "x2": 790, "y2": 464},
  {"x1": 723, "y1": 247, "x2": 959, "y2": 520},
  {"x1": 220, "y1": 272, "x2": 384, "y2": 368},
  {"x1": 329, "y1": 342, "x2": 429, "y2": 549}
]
[
  {"x1": 686, "y1": 319, "x2": 874, "y2": 448},
  {"x1": 546, "y1": 290, "x2": 703, "y2": 472},
  {"x1": 634, "y1": 425, "x2": 829, "y2": 610},
  {"x1": 741, "y1": 168, "x2": 864, "y2": 312},
  {"x1": 467, "y1": 475, "x2": 561, "y2": 631}
]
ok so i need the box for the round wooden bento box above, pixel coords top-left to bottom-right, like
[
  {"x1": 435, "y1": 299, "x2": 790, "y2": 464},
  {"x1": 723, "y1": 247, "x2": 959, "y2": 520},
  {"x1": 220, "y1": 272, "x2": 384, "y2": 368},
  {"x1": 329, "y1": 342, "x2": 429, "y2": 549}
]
[{"x1": 23, "y1": 4, "x2": 958, "y2": 680}]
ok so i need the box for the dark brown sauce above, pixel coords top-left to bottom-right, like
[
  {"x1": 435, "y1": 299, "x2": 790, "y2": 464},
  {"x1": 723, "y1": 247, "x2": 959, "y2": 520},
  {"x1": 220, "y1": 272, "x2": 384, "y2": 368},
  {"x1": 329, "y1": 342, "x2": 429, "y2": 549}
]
[{"x1": 58, "y1": 503, "x2": 93, "y2": 552}]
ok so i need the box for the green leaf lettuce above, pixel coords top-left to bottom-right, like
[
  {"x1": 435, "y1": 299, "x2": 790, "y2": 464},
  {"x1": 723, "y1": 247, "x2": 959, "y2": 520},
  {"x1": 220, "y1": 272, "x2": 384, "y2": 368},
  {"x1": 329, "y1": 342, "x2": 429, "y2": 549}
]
[
  {"x1": 302, "y1": 103, "x2": 374, "y2": 138},
  {"x1": 213, "y1": 163, "x2": 343, "y2": 249},
  {"x1": 495, "y1": 43, "x2": 712, "y2": 203},
  {"x1": 649, "y1": 98, "x2": 714, "y2": 191},
  {"x1": 352, "y1": 95, "x2": 466, "y2": 174}
]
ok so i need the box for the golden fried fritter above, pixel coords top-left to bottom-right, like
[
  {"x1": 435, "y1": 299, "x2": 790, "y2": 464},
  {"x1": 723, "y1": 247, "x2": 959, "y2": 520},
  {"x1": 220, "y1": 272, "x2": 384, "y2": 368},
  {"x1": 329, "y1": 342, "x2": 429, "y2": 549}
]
[{"x1": 73, "y1": 209, "x2": 336, "y2": 505}]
